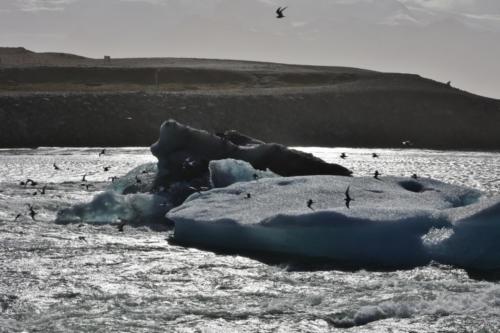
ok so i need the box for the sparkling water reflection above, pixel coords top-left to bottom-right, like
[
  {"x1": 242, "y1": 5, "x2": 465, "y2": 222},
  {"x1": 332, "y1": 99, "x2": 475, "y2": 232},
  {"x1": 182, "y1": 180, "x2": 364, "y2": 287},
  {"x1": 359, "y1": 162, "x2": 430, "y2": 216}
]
[{"x1": 0, "y1": 147, "x2": 499, "y2": 332}]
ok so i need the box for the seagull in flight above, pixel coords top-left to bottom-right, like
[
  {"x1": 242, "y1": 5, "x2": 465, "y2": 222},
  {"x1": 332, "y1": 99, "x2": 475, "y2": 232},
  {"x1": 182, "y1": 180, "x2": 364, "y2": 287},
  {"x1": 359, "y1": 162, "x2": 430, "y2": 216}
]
[
  {"x1": 276, "y1": 6, "x2": 287, "y2": 19},
  {"x1": 307, "y1": 199, "x2": 314, "y2": 210}
]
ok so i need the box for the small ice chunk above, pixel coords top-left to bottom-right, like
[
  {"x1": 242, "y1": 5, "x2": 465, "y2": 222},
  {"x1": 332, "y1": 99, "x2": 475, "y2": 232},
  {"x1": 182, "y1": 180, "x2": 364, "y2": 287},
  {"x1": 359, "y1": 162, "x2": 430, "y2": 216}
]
[{"x1": 209, "y1": 159, "x2": 277, "y2": 188}]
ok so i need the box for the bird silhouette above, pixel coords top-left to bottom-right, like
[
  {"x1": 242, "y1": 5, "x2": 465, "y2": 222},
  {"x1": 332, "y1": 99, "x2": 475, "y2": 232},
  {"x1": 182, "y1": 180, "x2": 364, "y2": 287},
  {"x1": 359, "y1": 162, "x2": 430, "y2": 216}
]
[
  {"x1": 374, "y1": 170, "x2": 381, "y2": 179},
  {"x1": 246, "y1": 193, "x2": 252, "y2": 199},
  {"x1": 411, "y1": 173, "x2": 418, "y2": 179},
  {"x1": 372, "y1": 153, "x2": 379, "y2": 158},
  {"x1": 27, "y1": 205, "x2": 37, "y2": 220},
  {"x1": 53, "y1": 163, "x2": 61, "y2": 170},
  {"x1": 276, "y1": 6, "x2": 287, "y2": 18},
  {"x1": 14, "y1": 213, "x2": 22, "y2": 221},
  {"x1": 21, "y1": 179, "x2": 38, "y2": 187},
  {"x1": 340, "y1": 153, "x2": 347, "y2": 159},
  {"x1": 307, "y1": 199, "x2": 314, "y2": 210},
  {"x1": 344, "y1": 186, "x2": 353, "y2": 209},
  {"x1": 99, "y1": 149, "x2": 106, "y2": 157},
  {"x1": 81, "y1": 174, "x2": 87, "y2": 182},
  {"x1": 103, "y1": 166, "x2": 111, "y2": 172}
]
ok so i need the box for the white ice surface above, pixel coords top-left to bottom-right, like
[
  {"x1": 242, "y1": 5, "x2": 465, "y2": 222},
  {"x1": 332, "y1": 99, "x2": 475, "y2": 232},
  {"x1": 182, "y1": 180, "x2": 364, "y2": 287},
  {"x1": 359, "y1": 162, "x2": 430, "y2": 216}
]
[
  {"x1": 168, "y1": 173, "x2": 500, "y2": 271},
  {"x1": 209, "y1": 158, "x2": 277, "y2": 188}
]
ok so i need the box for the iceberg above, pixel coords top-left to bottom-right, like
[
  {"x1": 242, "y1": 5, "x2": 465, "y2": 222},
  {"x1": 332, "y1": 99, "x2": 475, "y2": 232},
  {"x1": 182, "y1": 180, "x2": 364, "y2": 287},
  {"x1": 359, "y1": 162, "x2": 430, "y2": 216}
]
[
  {"x1": 150, "y1": 120, "x2": 352, "y2": 189},
  {"x1": 56, "y1": 120, "x2": 500, "y2": 273},
  {"x1": 168, "y1": 170, "x2": 500, "y2": 271}
]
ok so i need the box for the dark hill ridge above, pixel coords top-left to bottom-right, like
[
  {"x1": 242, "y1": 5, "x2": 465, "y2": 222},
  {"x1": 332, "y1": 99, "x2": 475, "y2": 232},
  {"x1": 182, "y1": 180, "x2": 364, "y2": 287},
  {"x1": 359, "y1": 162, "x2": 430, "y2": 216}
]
[{"x1": 0, "y1": 48, "x2": 499, "y2": 149}]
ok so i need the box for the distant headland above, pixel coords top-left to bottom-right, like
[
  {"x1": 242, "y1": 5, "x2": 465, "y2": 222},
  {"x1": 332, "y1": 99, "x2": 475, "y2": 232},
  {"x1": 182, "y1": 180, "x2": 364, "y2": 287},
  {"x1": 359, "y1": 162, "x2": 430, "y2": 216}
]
[{"x1": 1, "y1": 47, "x2": 499, "y2": 150}]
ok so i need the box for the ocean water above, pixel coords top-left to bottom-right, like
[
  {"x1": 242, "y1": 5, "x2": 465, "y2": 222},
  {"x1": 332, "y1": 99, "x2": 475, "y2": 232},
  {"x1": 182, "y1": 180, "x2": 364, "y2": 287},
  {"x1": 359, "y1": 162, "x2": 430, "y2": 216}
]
[{"x1": 1, "y1": 147, "x2": 499, "y2": 333}]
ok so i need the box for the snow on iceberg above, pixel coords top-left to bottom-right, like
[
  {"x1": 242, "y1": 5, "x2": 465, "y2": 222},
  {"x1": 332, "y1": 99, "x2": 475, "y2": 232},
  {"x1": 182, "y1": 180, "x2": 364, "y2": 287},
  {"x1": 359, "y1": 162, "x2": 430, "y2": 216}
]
[
  {"x1": 56, "y1": 163, "x2": 173, "y2": 228},
  {"x1": 209, "y1": 159, "x2": 277, "y2": 188},
  {"x1": 56, "y1": 190, "x2": 171, "y2": 227},
  {"x1": 167, "y1": 174, "x2": 500, "y2": 271}
]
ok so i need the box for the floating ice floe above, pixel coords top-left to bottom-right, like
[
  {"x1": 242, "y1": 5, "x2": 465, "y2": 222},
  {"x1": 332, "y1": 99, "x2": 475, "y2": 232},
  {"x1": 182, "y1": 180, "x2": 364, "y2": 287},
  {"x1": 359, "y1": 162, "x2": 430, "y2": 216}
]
[
  {"x1": 56, "y1": 120, "x2": 353, "y2": 228},
  {"x1": 56, "y1": 120, "x2": 500, "y2": 272},
  {"x1": 169, "y1": 164, "x2": 500, "y2": 272}
]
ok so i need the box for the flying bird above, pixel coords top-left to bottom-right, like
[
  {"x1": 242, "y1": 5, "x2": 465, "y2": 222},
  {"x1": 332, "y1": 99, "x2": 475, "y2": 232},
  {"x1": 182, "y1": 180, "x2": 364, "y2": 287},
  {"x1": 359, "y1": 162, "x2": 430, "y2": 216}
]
[
  {"x1": 27, "y1": 205, "x2": 37, "y2": 221},
  {"x1": 344, "y1": 186, "x2": 353, "y2": 209},
  {"x1": 307, "y1": 199, "x2": 314, "y2": 210},
  {"x1": 276, "y1": 6, "x2": 287, "y2": 19}
]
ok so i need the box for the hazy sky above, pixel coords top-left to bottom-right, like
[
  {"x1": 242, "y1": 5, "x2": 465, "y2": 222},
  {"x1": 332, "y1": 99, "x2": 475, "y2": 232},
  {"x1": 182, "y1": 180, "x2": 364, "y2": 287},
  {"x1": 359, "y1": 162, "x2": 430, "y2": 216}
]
[{"x1": 1, "y1": 0, "x2": 499, "y2": 98}]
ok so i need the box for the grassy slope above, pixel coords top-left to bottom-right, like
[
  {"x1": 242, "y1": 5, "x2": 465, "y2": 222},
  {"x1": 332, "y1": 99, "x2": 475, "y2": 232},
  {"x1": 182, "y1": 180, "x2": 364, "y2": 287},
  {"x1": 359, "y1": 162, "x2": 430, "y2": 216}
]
[{"x1": 0, "y1": 48, "x2": 499, "y2": 149}]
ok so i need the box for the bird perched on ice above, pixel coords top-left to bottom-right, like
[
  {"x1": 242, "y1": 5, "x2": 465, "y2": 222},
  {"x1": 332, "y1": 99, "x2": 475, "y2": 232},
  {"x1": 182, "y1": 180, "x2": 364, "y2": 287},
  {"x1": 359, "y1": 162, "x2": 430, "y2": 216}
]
[
  {"x1": 98, "y1": 149, "x2": 106, "y2": 157},
  {"x1": 374, "y1": 170, "x2": 381, "y2": 179},
  {"x1": 344, "y1": 186, "x2": 353, "y2": 209},
  {"x1": 53, "y1": 163, "x2": 61, "y2": 170},
  {"x1": 276, "y1": 6, "x2": 287, "y2": 19},
  {"x1": 81, "y1": 174, "x2": 87, "y2": 182},
  {"x1": 411, "y1": 173, "x2": 418, "y2": 180},
  {"x1": 307, "y1": 199, "x2": 314, "y2": 210},
  {"x1": 103, "y1": 166, "x2": 111, "y2": 172},
  {"x1": 340, "y1": 153, "x2": 347, "y2": 159},
  {"x1": 372, "y1": 153, "x2": 379, "y2": 158}
]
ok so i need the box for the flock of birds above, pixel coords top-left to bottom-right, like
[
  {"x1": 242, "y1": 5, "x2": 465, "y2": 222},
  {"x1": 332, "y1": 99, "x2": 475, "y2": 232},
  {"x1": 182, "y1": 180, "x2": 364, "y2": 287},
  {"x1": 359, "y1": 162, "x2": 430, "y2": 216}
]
[
  {"x1": 12, "y1": 149, "x2": 143, "y2": 231},
  {"x1": 12, "y1": 133, "x2": 420, "y2": 227}
]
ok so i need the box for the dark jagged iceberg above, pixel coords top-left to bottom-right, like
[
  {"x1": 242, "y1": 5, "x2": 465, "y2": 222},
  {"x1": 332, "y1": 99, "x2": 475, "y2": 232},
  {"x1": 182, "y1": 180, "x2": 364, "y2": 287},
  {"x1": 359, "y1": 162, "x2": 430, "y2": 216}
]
[{"x1": 150, "y1": 120, "x2": 352, "y2": 188}]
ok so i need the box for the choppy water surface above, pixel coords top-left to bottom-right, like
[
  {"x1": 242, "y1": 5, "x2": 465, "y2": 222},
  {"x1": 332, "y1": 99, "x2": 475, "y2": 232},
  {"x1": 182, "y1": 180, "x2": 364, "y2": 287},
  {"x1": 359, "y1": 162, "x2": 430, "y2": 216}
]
[{"x1": 1, "y1": 147, "x2": 499, "y2": 333}]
